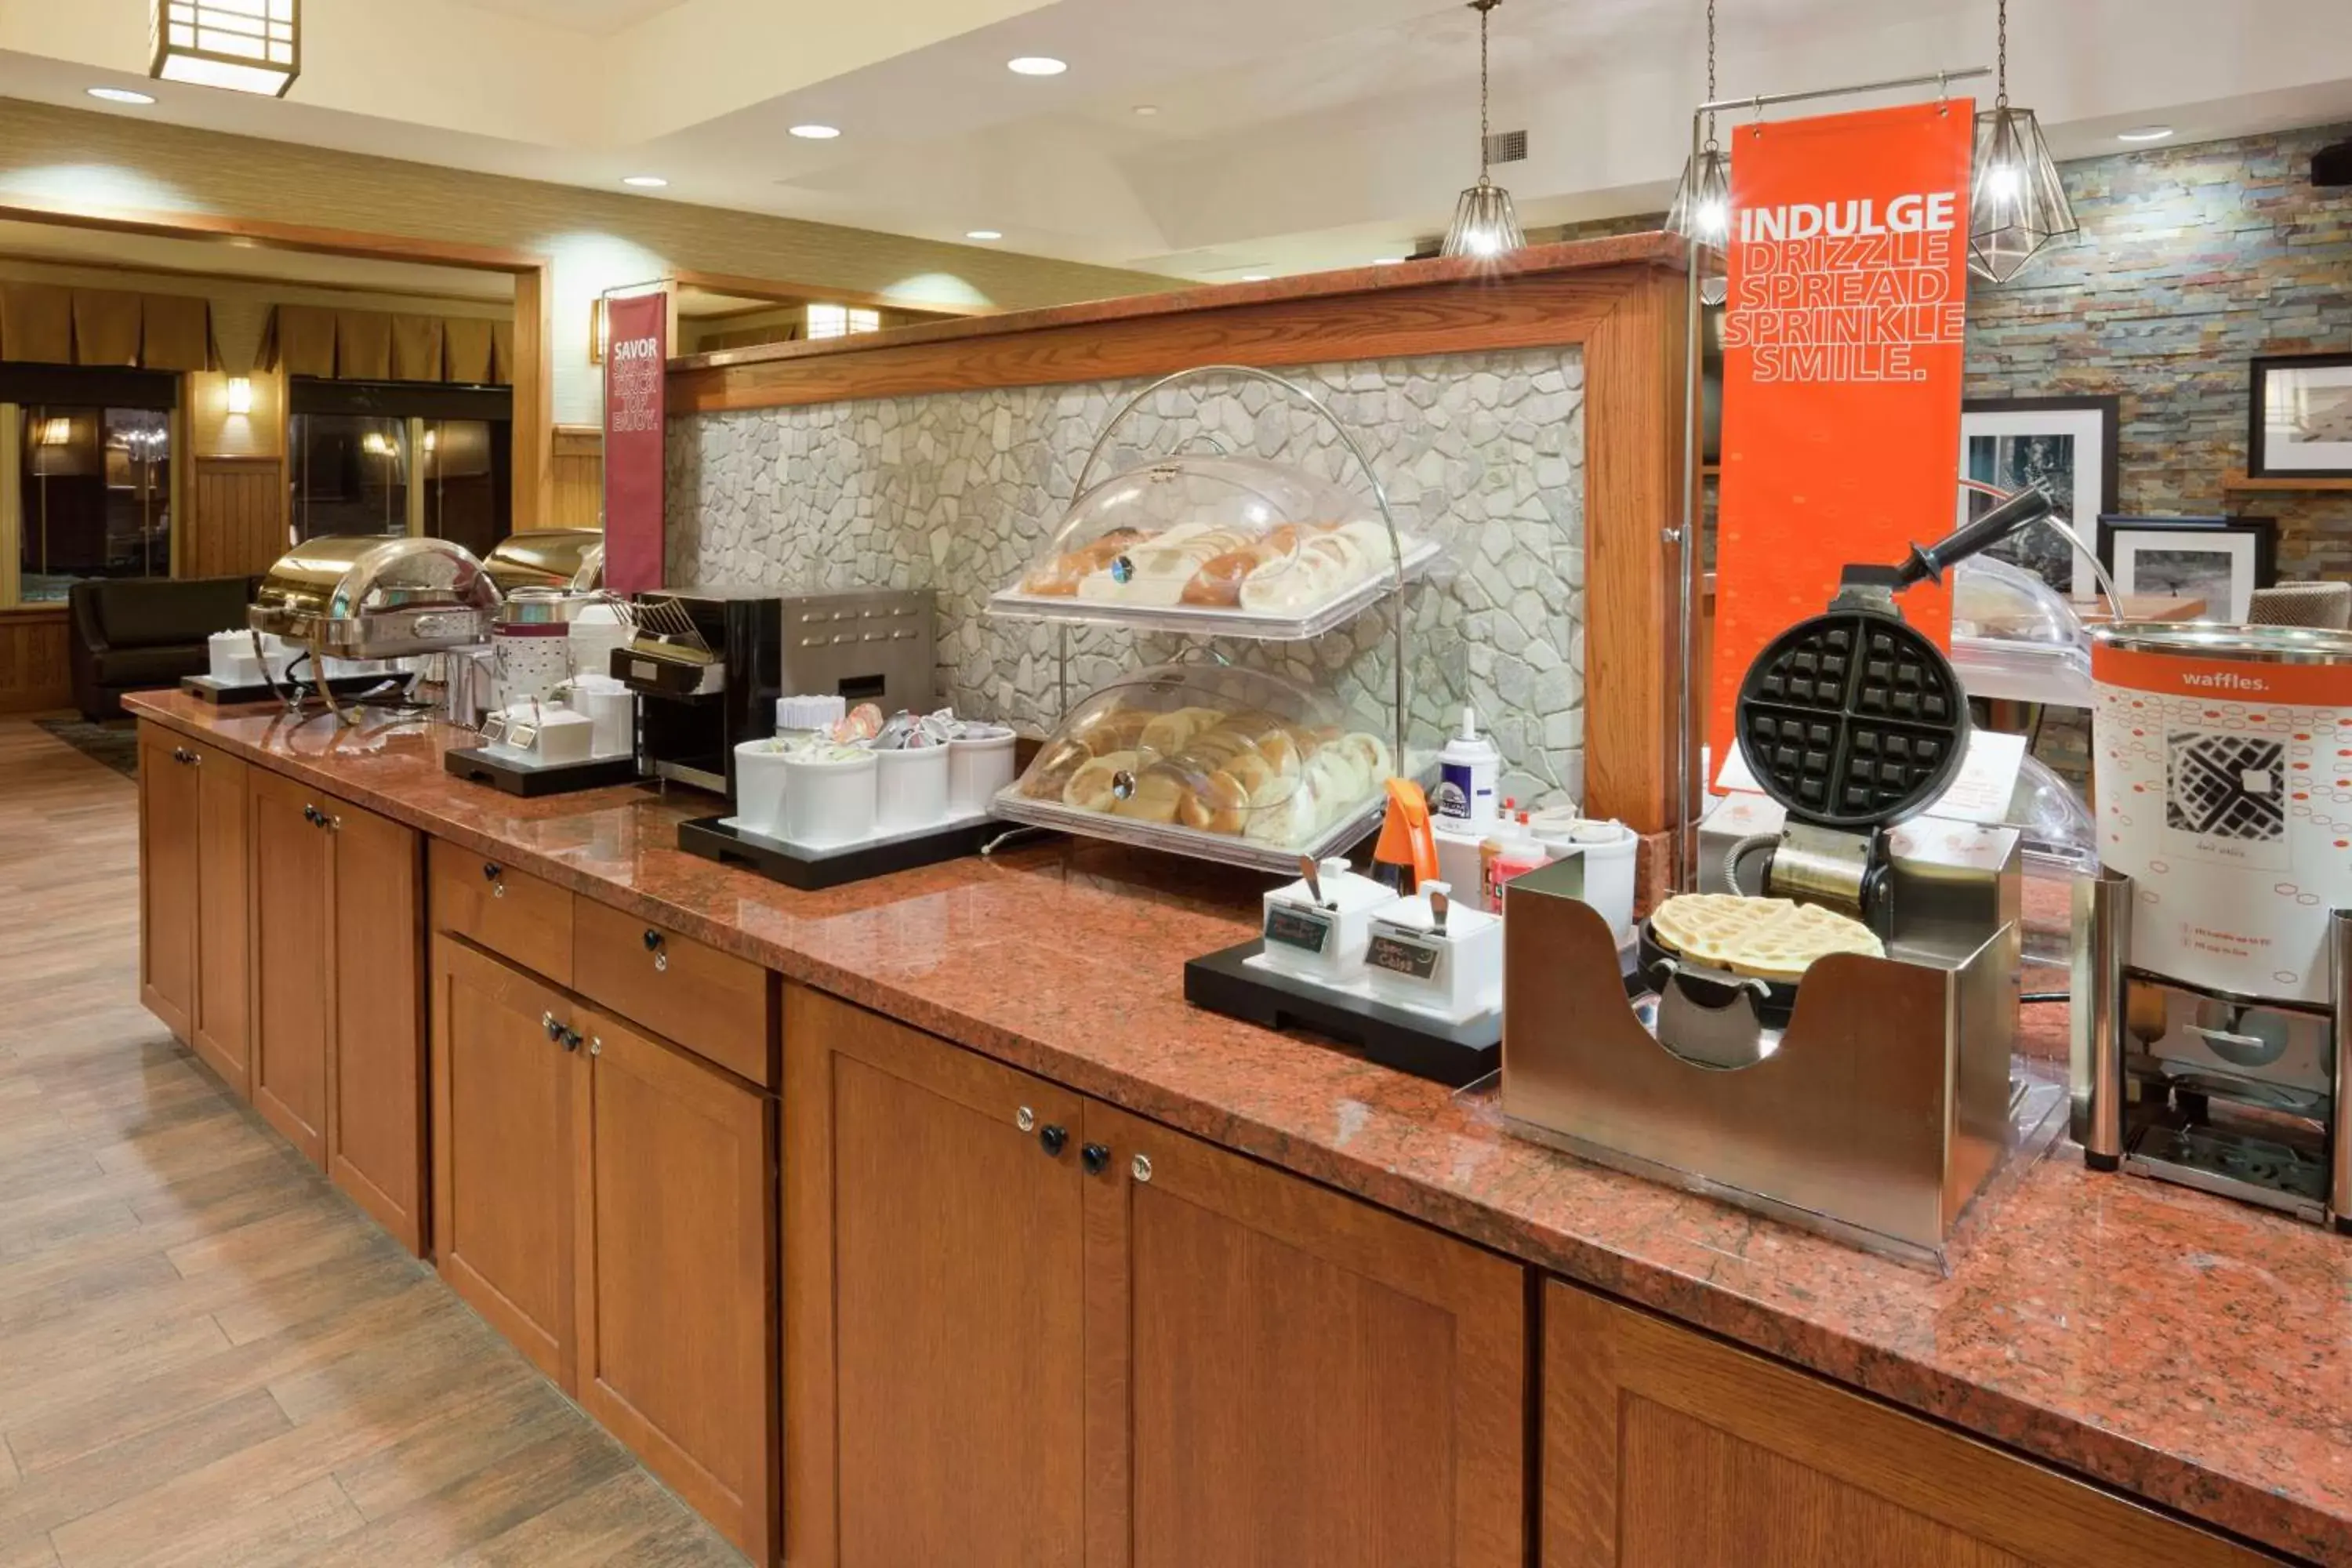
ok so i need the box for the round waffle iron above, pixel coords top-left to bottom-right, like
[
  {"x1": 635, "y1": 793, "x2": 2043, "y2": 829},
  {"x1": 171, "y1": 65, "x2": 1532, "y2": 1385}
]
[{"x1": 1640, "y1": 486, "x2": 2058, "y2": 1022}]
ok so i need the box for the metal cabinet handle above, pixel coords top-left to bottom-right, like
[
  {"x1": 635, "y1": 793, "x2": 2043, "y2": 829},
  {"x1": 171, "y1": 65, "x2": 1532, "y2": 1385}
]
[
  {"x1": 303, "y1": 804, "x2": 321, "y2": 824},
  {"x1": 1081, "y1": 1142, "x2": 1112, "y2": 1176},
  {"x1": 1016, "y1": 1106, "x2": 1036, "y2": 1132},
  {"x1": 1038, "y1": 1124, "x2": 1069, "y2": 1158},
  {"x1": 543, "y1": 1011, "x2": 562, "y2": 1042},
  {"x1": 483, "y1": 862, "x2": 506, "y2": 898},
  {"x1": 587, "y1": 1036, "x2": 602, "y2": 1058},
  {"x1": 1131, "y1": 1153, "x2": 1153, "y2": 1184},
  {"x1": 643, "y1": 929, "x2": 668, "y2": 972}
]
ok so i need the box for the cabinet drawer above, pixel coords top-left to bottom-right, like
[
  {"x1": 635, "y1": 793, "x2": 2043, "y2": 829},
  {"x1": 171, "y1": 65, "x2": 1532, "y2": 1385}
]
[
  {"x1": 573, "y1": 898, "x2": 775, "y2": 1087},
  {"x1": 431, "y1": 837, "x2": 574, "y2": 986}
]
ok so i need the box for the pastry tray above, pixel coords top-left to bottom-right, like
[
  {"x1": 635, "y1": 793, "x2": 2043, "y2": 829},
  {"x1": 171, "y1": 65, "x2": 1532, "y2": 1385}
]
[
  {"x1": 988, "y1": 780, "x2": 1393, "y2": 877},
  {"x1": 1185, "y1": 938, "x2": 1500, "y2": 1087},
  {"x1": 444, "y1": 743, "x2": 642, "y2": 797},
  {"x1": 677, "y1": 808, "x2": 994, "y2": 891},
  {"x1": 985, "y1": 535, "x2": 1441, "y2": 643}
]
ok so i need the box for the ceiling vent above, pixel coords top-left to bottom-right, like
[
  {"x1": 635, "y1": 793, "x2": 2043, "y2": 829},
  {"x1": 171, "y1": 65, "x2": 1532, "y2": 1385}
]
[{"x1": 1484, "y1": 129, "x2": 1528, "y2": 165}]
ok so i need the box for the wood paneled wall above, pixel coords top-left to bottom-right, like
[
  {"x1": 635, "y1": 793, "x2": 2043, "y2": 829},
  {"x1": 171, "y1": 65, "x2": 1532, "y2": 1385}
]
[
  {"x1": 549, "y1": 426, "x2": 602, "y2": 531},
  {"x1": 0, "y1": 607, "x2": 71, "y2": 714},
  {"x1": 186, "y1": 456, "x2": 288, "y2": 579}
]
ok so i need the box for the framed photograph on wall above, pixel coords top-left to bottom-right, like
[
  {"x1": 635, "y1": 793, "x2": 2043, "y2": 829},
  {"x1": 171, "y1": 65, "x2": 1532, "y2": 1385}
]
[
  {"x1": 1959, "y1": 396, "x2": 2121, "y2": 600},
  {"x1": 2250, "y1": 353, "x2": 2352, "y2": 478},
  {"x1": 2096, "y1": 516, "x2": 2278, "y2": 623}
]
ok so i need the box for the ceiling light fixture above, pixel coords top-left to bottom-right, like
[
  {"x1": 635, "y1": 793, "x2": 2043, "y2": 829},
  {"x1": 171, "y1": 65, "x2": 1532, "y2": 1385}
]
[
  {"x1": 965, "y1": 229, "x2": 1003, "y2": 241},
  {"x1": 622, "y1": 175, "x2": 669, "y2": 188},
  {"x1": 1007, "y1": 56, "x2": 1067, "y2": 76},
  {"x1": 87, "y1": 85, "x2": 158, "y2": 105},
  {"x1": 1372, "y1": 257, "x2": 1408, "y2": 266},
  {"x1": 151, "y1": 0, "x2": 299, "y2": 98},
  {"x1": 1441, "y1": 0, "x2": 1523, "y2": 260},
  {"x1": 1240, "y1": 274, "x2": 1271, "y2": 281},
  {"x1": 2117, "y1": 125, "x2": 2175, "y2": 143},
  {"x1": 1132, "y1": 104, "x2": 1159, "y2": 117},
  {"x1": 1664, "y1": 0, "x2": 1733, "y2": 305},
  {"x1": 1969, "y1": 0, "x2": 2078, "y2": 284},
  {"x1": 789, "y1": 124, "x2": 841, "y2": 140}
]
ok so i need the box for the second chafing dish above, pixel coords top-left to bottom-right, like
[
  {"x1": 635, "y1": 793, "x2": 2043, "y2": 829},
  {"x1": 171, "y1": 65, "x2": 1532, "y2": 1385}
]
[{"x1": 482, "y1": 528, "x2": 605, "y2": 594}]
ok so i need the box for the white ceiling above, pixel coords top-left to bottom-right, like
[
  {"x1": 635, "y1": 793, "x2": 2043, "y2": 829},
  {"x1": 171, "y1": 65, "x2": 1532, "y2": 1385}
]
[{"x1": 3, "y1": 0, "x2": 2350, "y2": 282}]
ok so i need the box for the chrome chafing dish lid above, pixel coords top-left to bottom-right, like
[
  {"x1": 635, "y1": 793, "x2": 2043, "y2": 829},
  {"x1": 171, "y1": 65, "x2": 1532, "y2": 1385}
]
[
  {"x1": 482, "y1": 528, "x2": 605, "y2": 594},
  {"x1": 2089, "y1": 621, "x2": 2352, "y2": 664},
  {"x1": 249, "y1": 535, "x2": 500, "y2": 655}
]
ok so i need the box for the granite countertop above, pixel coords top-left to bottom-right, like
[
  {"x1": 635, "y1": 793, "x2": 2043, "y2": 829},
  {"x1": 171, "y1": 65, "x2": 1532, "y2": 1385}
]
[{"x1": 129, "y1": 691, "x2": 2352, "y2": 1565}]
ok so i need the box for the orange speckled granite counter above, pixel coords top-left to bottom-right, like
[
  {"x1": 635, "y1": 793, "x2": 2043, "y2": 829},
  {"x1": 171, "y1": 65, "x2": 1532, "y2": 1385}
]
[{"x1": 128, "y1": 691, "x2": 2352, "y2": 1564}]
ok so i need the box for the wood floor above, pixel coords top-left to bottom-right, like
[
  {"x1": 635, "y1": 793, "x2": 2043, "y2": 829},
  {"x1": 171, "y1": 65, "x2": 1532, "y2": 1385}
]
[{"x1": 0, "y1": 719, "x2": 747, "y2": 1568}]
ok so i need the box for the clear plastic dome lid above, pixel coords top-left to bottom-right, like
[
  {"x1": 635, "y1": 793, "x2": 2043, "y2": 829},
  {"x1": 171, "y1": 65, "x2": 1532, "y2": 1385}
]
[
  {"x1": 2005, "y1": 753, "x2": 2096, "y2": 871},
  {"x1": 1954, "y1": 555, "x2": 2088, "y2": 650},
  {"x1": 995, "y1": 453, "x2": 1431, "y2": 637},
  {"x1": 1002, "y1": 661, "x2": 1396, "y2": 858}
]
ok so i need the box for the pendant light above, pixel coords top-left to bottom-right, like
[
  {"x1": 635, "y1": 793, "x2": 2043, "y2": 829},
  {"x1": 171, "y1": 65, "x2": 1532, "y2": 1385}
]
[
  {"x1": 1664, "y1": 0, "x2": 1732, "y2": 305},
  {"x1": 1442, "y1": 0, "x2": 1524, "y2": 260},
  {"x1": 1968, "y1": 0, "x2": 2077, "y2": 283}
]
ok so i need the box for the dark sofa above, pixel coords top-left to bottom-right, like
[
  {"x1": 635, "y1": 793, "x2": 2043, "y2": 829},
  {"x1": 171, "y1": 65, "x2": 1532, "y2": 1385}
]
[{"x1": 69, "y1": 576, "x2": 260, "y2": 721}]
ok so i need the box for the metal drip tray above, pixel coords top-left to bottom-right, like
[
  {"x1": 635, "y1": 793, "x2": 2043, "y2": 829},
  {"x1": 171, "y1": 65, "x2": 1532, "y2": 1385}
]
[{"x1": 2126, "y1": 1120, "x2": 2330, "y2": 1217}]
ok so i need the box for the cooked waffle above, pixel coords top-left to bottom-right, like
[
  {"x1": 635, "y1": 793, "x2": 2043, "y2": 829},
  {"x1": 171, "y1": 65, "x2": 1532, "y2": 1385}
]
[{"x1": 1650, "y1": 893, "x2": 1885, "y2": 982}]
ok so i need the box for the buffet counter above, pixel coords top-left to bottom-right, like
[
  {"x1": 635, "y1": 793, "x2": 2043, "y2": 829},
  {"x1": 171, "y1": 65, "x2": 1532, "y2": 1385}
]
[{"x1": 128, "y1": 688, "x2": 2350, "y2": 1566}]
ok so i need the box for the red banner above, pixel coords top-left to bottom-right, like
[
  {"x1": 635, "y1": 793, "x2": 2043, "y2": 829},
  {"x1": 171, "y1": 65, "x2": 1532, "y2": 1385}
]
[
  {"x1": 1709, "y1": 100, "x2": 1973, "y2": 776},
  {"x1": 601, "y1": 291, "x2": 668, "y2": 595}
]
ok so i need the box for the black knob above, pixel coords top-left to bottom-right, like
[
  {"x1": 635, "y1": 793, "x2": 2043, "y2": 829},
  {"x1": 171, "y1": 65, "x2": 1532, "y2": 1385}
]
[
  {"x1": 561, "y1": 1028, "x2": 583, "y2": 1052},
  {"x1": 483, "y1": 862, "x2": 502, "y2": 881},
  {"x1": 1081, "y1": 1142, "x2": 1111, "y2": 1175},
  {"x1": 302, "y1": 804, "x2": 320, "y2": 824},
  {"x1": 642, "y1": 929, "x2": 663, "y2": 953},
  {"x1": 544, "y1": 1014, "x2": 564, "y2": 1042},
  {"x1": 1038, "y1": 1124, "x2": 1069, "y2": 1158}
]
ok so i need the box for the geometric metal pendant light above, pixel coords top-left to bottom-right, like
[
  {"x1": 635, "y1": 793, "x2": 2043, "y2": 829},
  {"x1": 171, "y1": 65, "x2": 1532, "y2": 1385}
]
[
  {"x1": 1442, "y1": 0, "x2": 1525, "y2": 260},
  {"x1": 1968, "y1": 0, "x2": 2077, "y2": 283},
  {"x1": 152, "y1": 0, "x2": 301, "y2": 98},
  {"x1": 1664, "y1": 0, "x2": 1732, "y2": 304}
]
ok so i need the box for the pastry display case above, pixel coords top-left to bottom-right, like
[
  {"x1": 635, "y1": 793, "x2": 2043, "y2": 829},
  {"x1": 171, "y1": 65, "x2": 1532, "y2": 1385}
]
[
  {"x1": 988, "y1": 367, "x2": 1439, "y2": 642},
  {"x1": 1952, "y1": 554, "x2": 2092, "y2": 707},
  {"x1": 991, "y1": 661, "x2": 1400, "y2": 873}
]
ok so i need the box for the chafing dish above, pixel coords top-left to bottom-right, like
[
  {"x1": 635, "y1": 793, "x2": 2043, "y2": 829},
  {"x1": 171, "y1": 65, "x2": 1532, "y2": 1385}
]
[
  {"x1": 250, "y1": 535, "x2": 501, "y2": 659},
  {"x1": 483, "y1": 528, "x2": 605, "y2": 594}
]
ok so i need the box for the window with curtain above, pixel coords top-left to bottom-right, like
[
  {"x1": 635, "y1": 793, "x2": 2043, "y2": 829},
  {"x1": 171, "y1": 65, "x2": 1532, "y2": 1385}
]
[
  {"x1": 2, "y1": 366, "x2": 179, "y2": 603},
  {"x1": 288, "y1": 379, "x2": 513, "y2": 554}
]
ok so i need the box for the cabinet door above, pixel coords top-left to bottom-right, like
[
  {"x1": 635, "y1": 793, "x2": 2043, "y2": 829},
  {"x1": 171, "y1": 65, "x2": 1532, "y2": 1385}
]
[
  {"x1": 430, "y1": 935, "x2": 585, "y2": 1388},
  {"x1": 783, "y1": 984, "x2": 1088, "y2": 1568},
  {"x1": 136, "y1": 726, "x2": 200, "y2": 1042},
  {"x1": 189, "y1": 744, "x2": 252, "y2": 1098},
  {"x1": 1543, "y1": 1283, "x2": 2278, "y2": 1568},
  {"x1": 1081, "y1": 1102, "x2": 1526, "y2": 1568},
  {"x1": 579, "y1": 1011, "x2": 776, "y2": 1564},
  {"x1": 325, "y1": 794, "x2": 427, "y2": 1254},
  {"x1": 249, "y1": 767, "x2": 333, "y2": 1166}
]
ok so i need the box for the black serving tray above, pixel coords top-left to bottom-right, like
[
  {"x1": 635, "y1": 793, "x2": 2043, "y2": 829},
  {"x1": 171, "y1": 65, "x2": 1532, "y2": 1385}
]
[
  {"x1": 180, "y1": 672, "x2": 405, "y2": 706},
  {"x1": 444, "y1": 744, "x2": 643, "y2": 797},
  {"x1": 677, "y1": 812, "x2": 994, "y2": 891},
  {"x1": 1184, "y1": 938, "x2": 1501, "y2": 1087}
]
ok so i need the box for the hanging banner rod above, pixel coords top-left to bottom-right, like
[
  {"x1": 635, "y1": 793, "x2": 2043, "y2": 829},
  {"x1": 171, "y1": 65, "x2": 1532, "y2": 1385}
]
[{"x1": 1694, "y1": 66, "x2": 1991, "y2": 118}]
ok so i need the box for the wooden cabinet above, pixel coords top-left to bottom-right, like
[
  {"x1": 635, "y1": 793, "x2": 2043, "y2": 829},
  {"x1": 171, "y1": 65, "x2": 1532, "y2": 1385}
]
[
  {"x1": 574, "y1": 898, "x2": 775, "y2": 1088},
  {"x1": 430, "y1": 935, "x2": 584, "y2": 1386},
  {"x1": 430, "y1": 837, "x2": 574, "y2": 987},
  {"x1": 250, "y1": 767, "x2": 334, "y2": 1166},
  {"x1": 782, "y1": 983, "x2": 1526, "y2": 1568},
  {"x1": 579, "y1": 1011, "x2": 777, "y2": 1564},
  {"x1": 1542, "y1": 1283, "x2": 2281, "y2": 1568},
  {"x1": 249, "y1": 770, "x2": 426, "y2": 1247},
  {"x1": 137, "y1": 725, "x2": 201, "y2": 1043},
  {"x1": 432, "y1": 932, "x2": 780, "y2": 1563}
]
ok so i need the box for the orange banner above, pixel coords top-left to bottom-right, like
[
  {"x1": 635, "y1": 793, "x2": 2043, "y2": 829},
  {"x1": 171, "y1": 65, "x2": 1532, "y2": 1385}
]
[{"x1": 1709, "y1": 100, "x2": 1974, "y2": 779}]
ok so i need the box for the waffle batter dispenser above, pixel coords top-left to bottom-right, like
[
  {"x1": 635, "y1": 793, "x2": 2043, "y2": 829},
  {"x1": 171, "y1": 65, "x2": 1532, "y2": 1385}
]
[
  {"x1": 1504, "y1": 490, "x2": 2056, "y2": 1265},
  {"x1": 2071, "y1": 622, "x2": 2352, "y2": 1230}
]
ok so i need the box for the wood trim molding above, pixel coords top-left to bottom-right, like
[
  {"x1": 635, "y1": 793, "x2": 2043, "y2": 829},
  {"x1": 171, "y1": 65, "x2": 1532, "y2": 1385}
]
[
  {"x1": 0, "y1": 198, "x2": 546, "y2": 274},
  {"x1": 666, "y1": 267, "x2": 989, "y2": 321}
]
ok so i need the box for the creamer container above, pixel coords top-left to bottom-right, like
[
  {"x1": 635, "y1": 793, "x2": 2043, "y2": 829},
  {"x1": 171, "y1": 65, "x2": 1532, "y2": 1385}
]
[{"x1": 1432, "y1": 707, "x2": 1501, "y2": 825}]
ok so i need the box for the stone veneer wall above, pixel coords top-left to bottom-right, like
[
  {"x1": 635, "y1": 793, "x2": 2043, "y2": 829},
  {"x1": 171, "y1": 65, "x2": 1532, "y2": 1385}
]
[{"x1": 670, "y1": 349, "x2": 1590, "y2": 808}]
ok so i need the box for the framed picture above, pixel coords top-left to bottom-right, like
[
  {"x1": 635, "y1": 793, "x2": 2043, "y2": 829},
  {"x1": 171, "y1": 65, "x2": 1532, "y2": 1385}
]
[
  {"x1": 1959, "y1": 396, "x2": 2120, "y2": 600},
  {"x1": 2096, "y1": 516, "x2": 2278, "y2": 622},
  {"x1": 2250, "y1": 353, "x2": 2352, "y2": 477}
]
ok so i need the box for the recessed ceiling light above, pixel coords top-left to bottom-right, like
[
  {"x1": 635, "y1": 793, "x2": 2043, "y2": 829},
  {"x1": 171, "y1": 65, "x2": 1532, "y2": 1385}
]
[
  {"x1": 1372, "y1": 257, "x2": 1408, "y2": 266},
  {"x1": 965, "y1": 230, "x2": 1003, "y2": 241},
  {"x1": 1132, "y1": 104, "x2": 1159, "y2": 117},
  {"x1": 622, "y1": 174, "x2": 669, "y2": 187},
  {"x1": 1240, "y1": 274, "x2": 1271, "y2": 281},
  {"x1": 789, "y1": 124, "x2": 841, "y2": 140},
  {"x1": 2117, "y1": 125, "x2": 2175, "y2": 143},
  {"x1": 1007, "y1": 56, "x2": 1068, "y2": 76},
  {"x1": 86, "y1": 86, "x2": 156, "y2": 105}
]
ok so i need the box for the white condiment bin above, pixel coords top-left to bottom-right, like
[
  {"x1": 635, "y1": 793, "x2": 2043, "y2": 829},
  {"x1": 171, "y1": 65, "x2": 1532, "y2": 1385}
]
[
  {"x1": 487, "y1": 703, "x2": 595, "y2": 766},
  {"x1": 782, "y1": 748, "x2": 878, "y2": 848},
  {"x1": 1362, "y1": 883, "x2": 1503, "y2": 1023},
  {"x1": 734, "y1": 739, "x2": 793, "y2": 837},
  {"x1": 568, "y1": 674, "x2": 636, "y2": 760},
  {"x1": 873, "y1": 743, "x2": 951, "y2": 835},
  {"x1": 1256, "y1": 857, "x2": 1399, "y2": 983},
  {"x1": 947, "y1": 726, "x2": 1017, "y2": 815},
  {"x1": 1530, "y1": 817, "x2": 1637, "y2": 942},
  {"x1": 568, "y1": 601, "x2": 631, "y2": 681}
]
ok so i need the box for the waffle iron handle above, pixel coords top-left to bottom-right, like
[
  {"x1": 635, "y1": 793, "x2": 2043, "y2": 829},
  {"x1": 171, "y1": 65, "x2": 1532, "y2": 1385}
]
[{"x1": 1891, "y1": 484, "x2": 2056, "y2": 590}]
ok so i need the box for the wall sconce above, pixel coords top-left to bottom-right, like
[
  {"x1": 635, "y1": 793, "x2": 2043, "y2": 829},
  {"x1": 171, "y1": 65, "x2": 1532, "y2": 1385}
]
[
  {"x1": 590, "y1": 298, "x2": 609, "y2": 365},
  {"x1": 151, "y1": 0, "x2": 301, "y2": 98},
  {"x1": 226, "y1": 376, "x2": 253, "y2": 414},
  {"x1": 38, "y1": 416, "x2": 74, "y2": 447}
]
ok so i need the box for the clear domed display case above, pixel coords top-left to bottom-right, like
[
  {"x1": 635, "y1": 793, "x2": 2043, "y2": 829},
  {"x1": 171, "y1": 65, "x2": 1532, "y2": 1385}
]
[
  {"x1": 991, "y1": 661, "x2": 1401, "y2": 872},
  {"x1": 1952, "y1": 554, "x2": 2092, "y2": 707}
]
